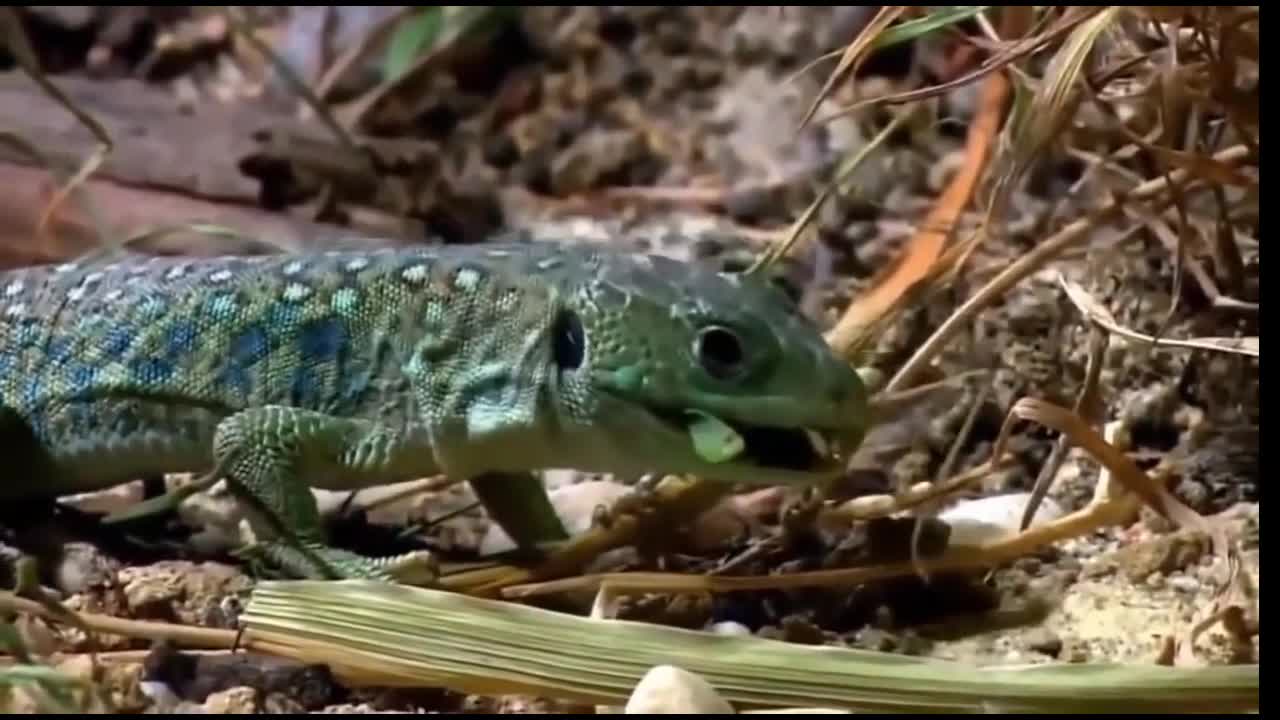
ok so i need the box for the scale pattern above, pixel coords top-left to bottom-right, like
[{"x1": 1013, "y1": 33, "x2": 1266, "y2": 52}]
[{"x1": 0, "y1": 241, "x2": 870, "y2": 583}]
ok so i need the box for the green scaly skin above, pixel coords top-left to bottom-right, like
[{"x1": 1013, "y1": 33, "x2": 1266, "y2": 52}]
[{"x1": 0, "y1": 240, "x2": 869, "y2": 583}]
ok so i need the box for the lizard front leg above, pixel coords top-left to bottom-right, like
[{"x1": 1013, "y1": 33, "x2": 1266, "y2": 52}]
[{"x1": 212, "y1": 405, "x2": 438, "y2": 585}]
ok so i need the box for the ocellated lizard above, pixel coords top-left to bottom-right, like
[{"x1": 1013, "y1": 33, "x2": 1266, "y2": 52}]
[{"x1": 0, "y1": 240, "x2": 868, "y2": 583}]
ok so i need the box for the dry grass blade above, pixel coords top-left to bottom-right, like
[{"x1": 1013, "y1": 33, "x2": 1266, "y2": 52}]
[
  {"x1": 1076, "y1": 66, "x2": 1257, "y2": 188},
  {"x1": 824, "y1": 63, "x2": 1008, "y2": 356},
  {"x1": 990, "y1": 398, "x2": 1237, "y2": 579},
  {"x1": 342, "y1": 7, "x2": 510, "y2": 131},
  {"x1": 813, "y1": 7, "x2": 1100, "y2": 123},
  {"x1": 313, "y1": 7, "x2": 418, "y2": 104},
  {"x1": 885, "y1": 142, "x2": 1251, "y2": 393},
  {"x1": 223, "y1": 8, "x2": 363, "y2": 159},
  {"x1": 749, "y1": 104, "x2": 917, "y2": 275},
  {"x1": 1123, "y1": 198, "x2": 1257, "y2": 317},
  {"x1": 1020, "y1": 328, "x2": 1108, "y2": 531},
  {"x1": 987, "y1": 7, "x2": 1120, "y2": 219},
  {"x1": 1058, "y1": 274, "x2": 1258, "y2": 357},
  {"x1": 1141, "y1": 146, "x2": 1255, "y2": 188},
  {"x1": 795, "y1": 6, "x2": 907, "y2": 131},
  {"x1": 0, "y1": 592, "x2": 236, "y2": 650},
  {"x1": 787, "y1": 3, "x2": 990, "y2": 98},
  {"x1": 0, "y1": 7, "x2": 113, "y2": 247},
  {"x1": 240, "y1": 580, "x2": 1259, "y2": 713},
  {"x1": 822, "y1": 7, "x2": 1034, "y2": 359}
]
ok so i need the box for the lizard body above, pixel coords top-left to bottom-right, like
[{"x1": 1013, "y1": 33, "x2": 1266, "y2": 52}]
[{"x1": 0, "y1": 240, "x2": 868, "y2": 582}]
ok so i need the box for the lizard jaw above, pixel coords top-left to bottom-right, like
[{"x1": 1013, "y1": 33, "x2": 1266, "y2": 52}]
[{"x1": 646, "y1": 406, "x2": 851, "y2": 479}]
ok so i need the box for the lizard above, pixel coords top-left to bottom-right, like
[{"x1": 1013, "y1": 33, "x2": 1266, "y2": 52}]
[{"x1": 0, "y1": 238, "x2": 870, "y2": 584}]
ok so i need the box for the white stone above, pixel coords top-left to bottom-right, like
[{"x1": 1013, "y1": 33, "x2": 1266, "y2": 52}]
[{"x1": 624, "y1": 665, "x2": 735, "y2": 714}]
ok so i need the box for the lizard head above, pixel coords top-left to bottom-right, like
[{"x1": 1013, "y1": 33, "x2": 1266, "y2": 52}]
[{"x1": 549, "y1": 249, "x2": 870, "y2": 486}]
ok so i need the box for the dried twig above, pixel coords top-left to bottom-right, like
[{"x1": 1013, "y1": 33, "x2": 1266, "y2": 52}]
[{"x1": 0, "y1": 7, "x2": 113, "y2": 247}]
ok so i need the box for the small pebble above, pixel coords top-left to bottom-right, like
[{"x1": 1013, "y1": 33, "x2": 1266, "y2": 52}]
[
  {"x1": 203, "y1": 686, "x2": 259, "y2": 714},
  {"x1": 1013, "y1": 557, "x2": 1043, "y2": 575},
  {"x1": 1167, "y1": 575, "x2": 1201, "y2": 593},
  {"x1": 1023, "y1": 628, "x2": 1064, "y2": 658},
  {"x1": 625, "y1": 665, "x2": 734, "y2": 714},
  {"x1": 780, "y1": 616, "x2": 826, "y2": 646},
  {"x1": 939, "y1": 492, "x2": 1065, "y2": 548},
  {"x1": 709, "y1": 621, "x2": 752, "y2": 637},
  {"x1": 1065, "y1": 643, "x2": 1091, "y2": 663},
  {"x1": 854, "y1": 628, "x2": 899, "y2": 653}
]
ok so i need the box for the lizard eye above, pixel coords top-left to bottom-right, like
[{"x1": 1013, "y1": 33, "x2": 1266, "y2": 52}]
[{"x1": 695, "y1": 325, "x2": 745, "y2": 380}]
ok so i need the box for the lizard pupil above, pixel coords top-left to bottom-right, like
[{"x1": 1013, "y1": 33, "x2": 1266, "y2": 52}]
[
  {"x1": 552, "y1": 309, "x2": 585, "y2": 370},
  {"x1": 696, "y1": 326, "x2": 744, "y2": 380}
]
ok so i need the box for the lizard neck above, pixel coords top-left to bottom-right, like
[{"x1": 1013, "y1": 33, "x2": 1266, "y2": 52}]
[{"x1": 400, "y1": 262, "x2": 586, "y2": 477}]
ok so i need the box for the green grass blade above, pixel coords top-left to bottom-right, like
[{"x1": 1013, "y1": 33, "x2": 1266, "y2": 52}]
[
  {"x1": 873, "y1": 6, "x2": 992, "y2": 50},
  {"x1": 384, "y1": 7, "x2": 445, "y2": 81}
]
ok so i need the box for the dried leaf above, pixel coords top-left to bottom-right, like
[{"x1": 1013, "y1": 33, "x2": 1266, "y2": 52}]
[{"x1": 1058, "y1": 275, "x2": 1258, "y2": 357}]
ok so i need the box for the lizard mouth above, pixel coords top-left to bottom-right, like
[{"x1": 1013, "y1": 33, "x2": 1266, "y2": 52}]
[
  {"x1": 735, "y1": 423, "x2": 834, "y2": 472},
  {"x1": 652, "y1": 408, "x2": 841, "y2": 473}
]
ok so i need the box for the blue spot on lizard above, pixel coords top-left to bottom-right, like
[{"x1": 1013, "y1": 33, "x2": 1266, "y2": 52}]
[
  {"x1": 230, "y1": 325, "x2": 271, "y2": 365},
  {"x1": 299, "y1": 318, "x2": 348, "y2": 361},
  {"x1": 165, "y1": 321, "x2": 198, "y2": 358},
  {"x1": 131, "y1": 358, "x2": 174, "y2": 384},
  {"x1": 69, "y1": 364, "x2": 99, "y2": 395},
  {"x1": 48, "y1": 336, "x2": 76, "y2": 367},
  {"x1": 218, "y1": 324, "x2": 271, "y2": 395},
  {"x1": 289, "y1": 367, "x2": 323, "y2": 408},
  {"x1": 103, "y1": 327, "x2": 134, "y2": 360}
]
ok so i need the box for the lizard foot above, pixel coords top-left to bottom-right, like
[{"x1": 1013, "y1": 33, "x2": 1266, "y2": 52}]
[
  {"x1": 237, "y1": 540, "x2": 439, "y2": 585},
  {"x1": 212, "y1": 406, "x2": 446, "y2": 586}
]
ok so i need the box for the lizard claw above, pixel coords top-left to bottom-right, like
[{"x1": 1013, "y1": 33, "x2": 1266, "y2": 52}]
[{"x1": 373, "y1": 550, "x2": 440, "y2": 586}]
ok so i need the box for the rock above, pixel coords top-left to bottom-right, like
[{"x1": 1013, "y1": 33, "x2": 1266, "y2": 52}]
[
  {"x1": 853, "y1": 628, "x2": 899, "y2": 653},
  {"x1": 779, "y1": 615, "x2": 826, "y2": 645},
  {"x1": 1167, "y1": 575, "x2": 1201, "y2": 594},
  {"x1": 1023, "y1": 628, "x2": 1064, "y2": 658},
  {"x1": 939, "y1": 492, "x2": 1066, "y2": 548},
  {"x1": 119, "y1": 561, "x2": 251, "y2": 626},
  {"x1": 550, "y1": 129, "x2": 648, "y2": 194},
  {"x1": 51, "y1": 541, "x2": 119, "y2": 595},
  {"x1": 625, "y1": 665, "x2": 735, "y2": 714},
  {"x1": 143, "y1": 642, "x2": 339, "y2": 710},
  {"x1": 709, "y1": 621, "x2": 752, "y2": 637},
  {"x1": 1111, "y1": 530, "x2": 1211, "y2": 583},
  {"x1": 202, "y1": 686, "x2": 259, "y2": 714}
]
